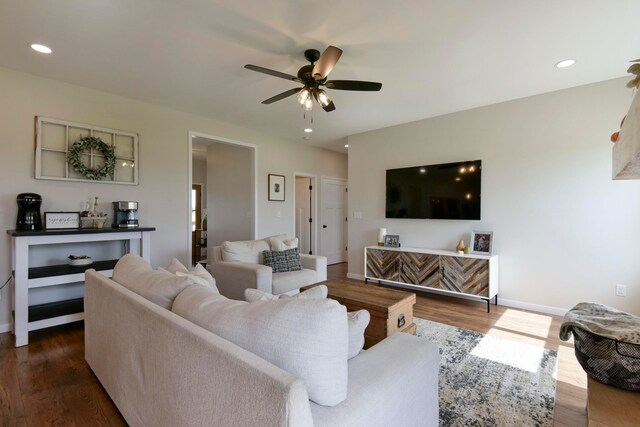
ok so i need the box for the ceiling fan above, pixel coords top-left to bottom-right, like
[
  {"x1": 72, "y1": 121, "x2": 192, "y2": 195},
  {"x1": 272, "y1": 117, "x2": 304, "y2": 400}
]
[{"x1": 244, "y1": 46, "x2": 382, "y2": 112}]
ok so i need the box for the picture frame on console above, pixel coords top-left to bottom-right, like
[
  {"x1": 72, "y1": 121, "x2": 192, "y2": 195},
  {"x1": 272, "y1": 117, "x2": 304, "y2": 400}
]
[
  {"x1": 470, "y1": 231, "x2": 493, "y2": 255},
  {"x1": 384, "y1": 234, "x2": 400, "y2": 247},
  {"x1": 268, "y1": 174, "x2": 285, "y2": 201}
]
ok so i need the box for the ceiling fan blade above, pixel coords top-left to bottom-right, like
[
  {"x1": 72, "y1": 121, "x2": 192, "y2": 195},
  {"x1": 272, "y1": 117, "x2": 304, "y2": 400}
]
[
  {"x1": 261, "y1": 87, "x2": 302, "y2": 104},
  {"x1": 325, "y1": 80, "x2": 382, "y2": 91},
  {"x1": 245, "y1": 64, "x2": 300, "y2": 82},
  {"x1": 322, "y1": 100, "x2": 336, "y2": 112},
  {"x1": 312, "y1": 46, "x2": 343, "y2": 81}
]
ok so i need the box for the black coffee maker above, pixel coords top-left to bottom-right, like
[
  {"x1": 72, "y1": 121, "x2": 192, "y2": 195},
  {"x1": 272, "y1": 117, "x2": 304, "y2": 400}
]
[{"x1": 16, "y1": 193, "x2": 43, "y2": 231}]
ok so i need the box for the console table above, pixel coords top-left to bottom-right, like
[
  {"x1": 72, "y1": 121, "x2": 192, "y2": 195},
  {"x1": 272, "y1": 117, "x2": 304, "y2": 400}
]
[
  {"x1": 8, "y1": 227, "x2": 155, "y2": 346},
  {"x1": 364, "y1": 245, "x2": 499, "y2": 312}
]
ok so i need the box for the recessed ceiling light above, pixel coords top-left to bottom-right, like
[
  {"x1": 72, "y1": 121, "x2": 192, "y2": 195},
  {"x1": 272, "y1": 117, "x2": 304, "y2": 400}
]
[
  {"x1": 30, "y1": 44, "x2": 52, "y2": 54},
  {"x1": 304, "y1": 128, "x2": 313, "y2": 133},
  {"x1": 555, "y1": 59, "x2": 576, "y2": 68},
  {"x1": 344, "y1": 144, "x2": 349, "y2": 148}
]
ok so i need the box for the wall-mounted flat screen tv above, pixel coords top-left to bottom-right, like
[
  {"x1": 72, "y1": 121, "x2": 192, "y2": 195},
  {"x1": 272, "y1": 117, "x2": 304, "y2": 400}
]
[{"x1": 386, "y1": 160, "x2": 481, "y2": 220}]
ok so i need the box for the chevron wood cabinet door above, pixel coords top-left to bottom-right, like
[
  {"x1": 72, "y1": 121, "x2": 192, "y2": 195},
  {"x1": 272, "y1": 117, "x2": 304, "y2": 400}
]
[
  {"x1": 399, "y1": 252, "x2": 440, "y2": 288},
  {"x1": 364, "y1": 246, "x2": 499, "y2": 312},
  {"x1": 365, "y1": 248, "x2": 400, "y2": 281},
  {"x1": 439, "y1": 256, "x2": 489, "y2": 297}
]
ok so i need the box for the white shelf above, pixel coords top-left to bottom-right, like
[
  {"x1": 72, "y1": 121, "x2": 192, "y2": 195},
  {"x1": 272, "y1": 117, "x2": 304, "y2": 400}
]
[{"x1": 9, "y1": 228, "x2": 154, "y2": 346}]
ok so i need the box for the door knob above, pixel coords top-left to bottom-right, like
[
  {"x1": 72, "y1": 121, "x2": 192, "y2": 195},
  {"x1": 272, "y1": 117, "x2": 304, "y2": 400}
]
[{"x1": 322, "y1": 225, "x2": 327, "y2": 228}]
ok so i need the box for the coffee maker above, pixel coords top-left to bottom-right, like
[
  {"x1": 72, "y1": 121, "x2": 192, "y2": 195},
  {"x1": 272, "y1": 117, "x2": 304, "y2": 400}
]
[
  {"x1": 112, "y1": 201, "x2": 139, "y2": 228},
  {"x1": 16, "y1": 193, "x2": 43, "y2": 231}
]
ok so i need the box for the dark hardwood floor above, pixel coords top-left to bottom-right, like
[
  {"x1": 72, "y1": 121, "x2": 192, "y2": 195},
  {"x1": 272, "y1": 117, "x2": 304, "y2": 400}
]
[{"x1": 0, "y1": 262, "x2": 586, "y2": 426}]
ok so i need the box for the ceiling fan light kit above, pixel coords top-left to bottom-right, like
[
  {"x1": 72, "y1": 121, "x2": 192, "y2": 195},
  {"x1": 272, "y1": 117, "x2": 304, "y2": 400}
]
[{"x1": 244, "y1": 45, "x2": 382, "y2": 113}]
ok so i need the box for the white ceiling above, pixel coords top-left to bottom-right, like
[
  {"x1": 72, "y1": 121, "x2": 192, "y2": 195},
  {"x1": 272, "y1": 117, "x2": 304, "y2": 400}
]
[{"x1": 1, "y1": 1, "x2": 638, "y2": 153}]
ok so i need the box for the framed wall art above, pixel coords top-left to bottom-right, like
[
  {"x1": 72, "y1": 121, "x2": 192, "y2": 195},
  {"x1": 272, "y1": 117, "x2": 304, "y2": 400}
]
[
  {"x1": 268, "y1": 174, "x2": 285, "y2": 201},
  {"x1": 35, "y1": 116, "x2": 139, "y2": 185}
]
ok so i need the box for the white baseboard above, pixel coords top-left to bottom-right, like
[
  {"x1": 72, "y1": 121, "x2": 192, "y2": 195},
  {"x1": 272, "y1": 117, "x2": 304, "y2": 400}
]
[
  {"x1": 0, "y1": 322, "x2": 12, "y2": 334},
  {"x1": 344, "y1": 273, "x2": 567, "y2": 317},
  {"x1": 497, "y1": 298, "x2": 567, "y2": 317}
]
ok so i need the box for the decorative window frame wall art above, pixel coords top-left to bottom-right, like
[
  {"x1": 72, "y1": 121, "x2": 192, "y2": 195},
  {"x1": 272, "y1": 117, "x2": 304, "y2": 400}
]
[
  {"x1": 470, "y1": 231, "x2": 493, "y2": 255},
  {"x1": 268, "y1": 174, "x2": 285, "y2": 201},
  {"x1": 35, "y1": 116, "x2": 139, "y2": 185}
]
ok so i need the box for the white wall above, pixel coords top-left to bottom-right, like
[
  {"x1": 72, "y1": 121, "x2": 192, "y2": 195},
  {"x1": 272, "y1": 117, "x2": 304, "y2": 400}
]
[
  {"x1": 347, "y1": 77, "x2": 640, "y2": 315},
  {"x1": 0, "y1": 66, "x2": 346, "y2": 330},
  {"x1": 207, "y1": 142, "x2": 253, "y2": 245}
]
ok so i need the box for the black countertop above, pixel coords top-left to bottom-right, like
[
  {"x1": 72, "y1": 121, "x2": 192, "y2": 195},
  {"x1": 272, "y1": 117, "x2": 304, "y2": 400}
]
[{"x1": 7, "y1": 227, "x2": 156, "y2": 237}]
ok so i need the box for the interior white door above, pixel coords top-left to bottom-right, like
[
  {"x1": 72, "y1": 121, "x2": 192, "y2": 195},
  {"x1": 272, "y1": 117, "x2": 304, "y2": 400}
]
[
  {"x1": 320, "y1": 177, "x2": 347, "y2": 265},
  {"x1": 295, "y1": 177, "x2": 312, "y2": 254}
]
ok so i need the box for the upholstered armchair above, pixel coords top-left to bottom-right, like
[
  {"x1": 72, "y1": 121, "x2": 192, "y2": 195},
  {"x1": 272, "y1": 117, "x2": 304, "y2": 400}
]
[{"x1": 207, "y1": 236, "x2": 327, "y2": 300}]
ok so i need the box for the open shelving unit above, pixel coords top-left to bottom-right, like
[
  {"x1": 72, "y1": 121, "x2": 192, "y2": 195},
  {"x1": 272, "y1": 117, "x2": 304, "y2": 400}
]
[{"x1": 8, "y1": 227, "x2": 155, "y2": 346}]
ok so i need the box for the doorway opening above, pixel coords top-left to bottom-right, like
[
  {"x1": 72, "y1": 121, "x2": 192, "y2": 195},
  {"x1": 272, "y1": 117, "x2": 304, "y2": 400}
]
[{"x1": 188, "y1": 131, "x2": 257, "y2": 266}]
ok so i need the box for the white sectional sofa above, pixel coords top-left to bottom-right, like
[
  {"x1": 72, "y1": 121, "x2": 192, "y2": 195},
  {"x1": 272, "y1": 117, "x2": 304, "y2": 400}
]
[{"x1": 84, "y1": 255, "x2": 440, "y2": 427}]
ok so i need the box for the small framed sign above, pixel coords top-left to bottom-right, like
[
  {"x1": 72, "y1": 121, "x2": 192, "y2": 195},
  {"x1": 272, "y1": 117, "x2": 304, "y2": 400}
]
[
  {"x1": 45, "y1": 212, "x2": 80, "y2": 229},
  {"x1": 268, "y1": 174, "x2": 285, "y2": 201}
]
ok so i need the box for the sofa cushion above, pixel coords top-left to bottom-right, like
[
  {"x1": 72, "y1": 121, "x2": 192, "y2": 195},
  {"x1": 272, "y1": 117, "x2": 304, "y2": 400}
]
[
  {"x1": 245, "y1": 287, "x2": 369, "y2": 359},
  {"x1": 263, "y1": 248, "x2": 302, "y2": 273},
  {"x1": 347, "y1": 310, "x2": 371, "y2": 359},
  {"x1": 269, "y1": 236, "x2": 299, "y2": 251},
  {"x1": 271, "y1": 269, "x2": 318, "y2": 295},
  {"x1": 221, "y1": 239, "x2": 270, "y2": 264},
  {"x1": 163, "y1": 258, "x2": 219, "y2": 292},
  {"x1": 172, "y1": 285, "x2": 348, "y2": 406},
  {"x1": 112, "y1": 254, "x2": 193, "y2": 310},
  {"x1": 245, "y1": 285, "x2": 328, "y2": 302}
]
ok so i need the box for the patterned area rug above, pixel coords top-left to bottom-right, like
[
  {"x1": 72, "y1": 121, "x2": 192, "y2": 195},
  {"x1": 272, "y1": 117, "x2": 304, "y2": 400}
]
[{"x1": 414, "y1": 317, "x2": 557, "y2": 427}]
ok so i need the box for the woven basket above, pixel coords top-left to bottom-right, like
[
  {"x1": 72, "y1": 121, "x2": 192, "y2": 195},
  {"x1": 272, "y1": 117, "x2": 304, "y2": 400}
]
[
  {"x1": 572, "y1": 327, "x2": 640, "y2": 391},
  {"x1": 80, "y1": 217, "x2": 107, "y2": 229}
]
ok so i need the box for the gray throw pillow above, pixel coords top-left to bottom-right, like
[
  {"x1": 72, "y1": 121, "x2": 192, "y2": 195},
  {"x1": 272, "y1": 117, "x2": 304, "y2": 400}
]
[{"x1": 263, "y1": 248, "x2": 302, "y2": 272}]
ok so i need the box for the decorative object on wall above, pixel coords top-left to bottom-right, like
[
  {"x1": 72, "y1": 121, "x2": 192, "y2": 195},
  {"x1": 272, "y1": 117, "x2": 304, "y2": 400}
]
[
  {"x1": 67, "y1": 136, "x2": 116, "y2": 180},
  {"x1": 384, "y1": 234, "x2": 400, "y2": 248},
  {"x1": 268, "y1": 174, "x2": 285, "y2": 201},
  {"x1": 613, "y1": 89, "x2": 640, "y2": 179},
  {"x1": 456, "y1": 239, "x2": 466, "y2": 254},
  {"x1": 44, "y1": 212, "x2": 80, "y2": 229},
  {"x1": 16, "y1": 193, "x2": 43, "y2": 231},
  {"x1": 470, "y1": 231, "x2": 493, "y2": 255},
  {"x1": 377, "y1": 228, "x2": 387, "y2": 246},
  {"x1": 626, "y1": 58, "x2": 640, "y2": 89},
  {"x1": 35, "y1": 116, "x2": 139, "y2": 185}
]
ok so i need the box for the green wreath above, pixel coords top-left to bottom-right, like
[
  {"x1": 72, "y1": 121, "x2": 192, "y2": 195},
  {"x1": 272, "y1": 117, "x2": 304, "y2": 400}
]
[{"x1": 67, "y1": 136, "x2": 116, "y2": 180}]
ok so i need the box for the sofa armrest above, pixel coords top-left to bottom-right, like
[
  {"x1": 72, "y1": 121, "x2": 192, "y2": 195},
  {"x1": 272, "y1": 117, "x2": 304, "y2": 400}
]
[
  {"x1": 300, "y1": 254, "x2": 327, "y2": 282},
  {"x1": 208, "y1": 261, "x2": 273, "y2": 301},
  {"x1": 310, "y1": 333, "x2": 439, "y2": 427}
]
